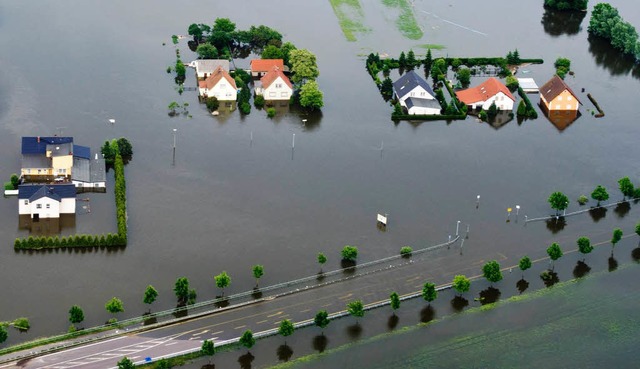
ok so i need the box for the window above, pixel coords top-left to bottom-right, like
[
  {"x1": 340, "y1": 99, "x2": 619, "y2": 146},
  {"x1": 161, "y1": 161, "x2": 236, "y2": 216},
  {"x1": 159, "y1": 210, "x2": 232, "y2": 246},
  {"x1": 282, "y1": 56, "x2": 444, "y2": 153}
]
[
  {"x1": 567, "y1": 96, "x2": 572, "y2": 101},
  {"x1": 36, "y1": 204, "x2": 42, "y2": 209},
  {"x1": 46, "y1": 204, "x2": 50, "y2": 209},
  {"x1": 558, "y1": 96, "x2": 563, "y2": 101},
  {"x1": 556, "y1": 105, "x2": 561, "y2": 109},
  {"x1": 220, "y1": 83, "x2": 226, "y2": 89},
  {"x1": 276, "y1": 83, "x2": 282, "y2": 88},
  {"x1": 420, "y1": 92, "x2": 425, "y2": 96},
  {"x1": 281, "y1": 92, "x2": 288, "y2": 97},
  {"x1": 269, "y1": 92, "x2": 276, "y2": 97},
  {"x1": 566, "y1": 104, "x2": 572, "y2": 109},
  {"x1": 24, "y1": 200, "x2": 28, "y2": 205}
]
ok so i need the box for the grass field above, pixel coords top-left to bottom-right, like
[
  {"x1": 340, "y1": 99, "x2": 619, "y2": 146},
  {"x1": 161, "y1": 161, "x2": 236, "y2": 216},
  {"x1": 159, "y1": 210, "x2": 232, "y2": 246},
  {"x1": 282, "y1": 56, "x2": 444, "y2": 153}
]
[{"x1": 328, "y1": 0, "x2": 371, "y2": 41}]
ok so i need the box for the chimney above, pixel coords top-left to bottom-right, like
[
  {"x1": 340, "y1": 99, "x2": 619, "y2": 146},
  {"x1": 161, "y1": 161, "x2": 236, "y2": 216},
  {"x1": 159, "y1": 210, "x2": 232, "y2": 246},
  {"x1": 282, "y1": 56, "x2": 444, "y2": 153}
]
[{"x1": 37, "y1": 136, "x2": 40, "y2": 143}]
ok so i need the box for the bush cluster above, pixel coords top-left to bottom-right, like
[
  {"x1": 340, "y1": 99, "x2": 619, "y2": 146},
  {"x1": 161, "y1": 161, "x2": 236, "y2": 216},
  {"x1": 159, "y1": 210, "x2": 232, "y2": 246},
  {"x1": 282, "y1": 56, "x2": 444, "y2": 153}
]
[
  {"x1": 14, "y1": 153, "x2": 128, "y2": 250},
  {"x1": 516, "y1": 87, "x2": 538, "y2": 118}
]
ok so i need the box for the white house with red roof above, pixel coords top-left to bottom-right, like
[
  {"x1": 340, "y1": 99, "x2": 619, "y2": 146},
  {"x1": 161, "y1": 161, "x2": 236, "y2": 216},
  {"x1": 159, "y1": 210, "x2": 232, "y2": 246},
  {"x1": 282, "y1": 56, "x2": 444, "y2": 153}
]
[
  {"x1": 250, "y1": 59, "x2": 284, "y2": 77},
  {"x1": 198, "y1": 66, "x2": 238, "y2": 101},
  {"x1": 456, "y1": 77, "x2": 515, "y2": 111},
  {"x1": 255, "y1": 67, "x2": 293, "y2": 101}
]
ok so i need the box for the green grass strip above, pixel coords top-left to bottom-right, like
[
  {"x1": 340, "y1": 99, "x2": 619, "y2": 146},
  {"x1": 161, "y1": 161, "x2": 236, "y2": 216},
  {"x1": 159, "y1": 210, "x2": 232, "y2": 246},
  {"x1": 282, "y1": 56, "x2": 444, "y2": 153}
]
[
  {"x1": 381, "y1": 0, "x2": 423, "y2": 40},
  {"x1": 328, "y1": 0, "x2": 370, "y2": 42}
]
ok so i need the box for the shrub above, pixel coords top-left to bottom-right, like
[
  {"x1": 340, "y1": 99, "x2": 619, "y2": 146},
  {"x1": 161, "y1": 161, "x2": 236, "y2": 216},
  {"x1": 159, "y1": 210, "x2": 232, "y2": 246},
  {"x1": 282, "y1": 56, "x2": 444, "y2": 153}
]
[
  {"x1": 479, "y1": 110, "x2": 488, "y2": 121},
  {"x1": 254, "y1": 95, "x2": 265, "y2": 108},
  {"x1": 577, "y1": 195, "x2": 589, "y2": 205},
  {"x1": 267, "y1": 107, "x2": 276, "y2": 118},
  {"x1": 506, "y1": 75, "x2": 518, "y2": 91},
  {"x1": 400, "y1": 246, "x2": 413, "y2": 256},
  {"x1": 239, "y1": 102, "x2": 251, "y2": 114}
]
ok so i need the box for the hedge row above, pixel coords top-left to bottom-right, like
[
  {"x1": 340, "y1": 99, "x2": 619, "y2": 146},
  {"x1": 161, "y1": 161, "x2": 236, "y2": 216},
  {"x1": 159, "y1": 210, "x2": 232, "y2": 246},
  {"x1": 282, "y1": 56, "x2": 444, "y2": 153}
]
[
  {"x1": 14, "y1": 153, "x2": 128, "y2": 250},
  {"x1": 517, "y1": 87, "x2": 539, "y2": 119},
  {"x1": 392, "y1": 113, "x2": 466, "y2": 121}
]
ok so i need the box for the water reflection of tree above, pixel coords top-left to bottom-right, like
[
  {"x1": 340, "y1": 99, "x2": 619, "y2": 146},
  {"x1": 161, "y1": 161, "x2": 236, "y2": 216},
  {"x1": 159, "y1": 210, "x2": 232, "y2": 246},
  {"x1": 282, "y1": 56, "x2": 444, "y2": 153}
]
[
  {"x1": 589, "y1": 207, "x2": 607, "y2": 222},
  {"x1": 450, "y1": 296, "x2": 469, "y2": 312},
  {"x1": 387, "y1": 314, "x2": 399, "y2": 330},
  {"x1": 277, "y1": 344, "x2": 294, "y2": 362},
  {"x1": 572, "y1": 260, "x2": 591, "y2": 278},
  {"x1": 614, "y1": 201, "x2": 630, "y2": 218},
  {"x1": 608, "y1": 256, "x2": 618, "y2": 272},
  {"x1": 341, "y1": 259, "x2": 356, "y2": 275},
  {"x1": 312, "y1": 334, "x2": 328, "y2": 353},
  {"x1": 588, "y1": 34, "x2": 640, "y2": 79},
  {"x1": 541, "y1": 8, "x2": 586, "y2": 37},
  {"x1": 546, "y1": 216, "x2": 567, "y2": 233},
  {"x1": 238, "y1": 352, "x2": 255, "y2": 369},
  {"x1": 478, "y1": 287, "x2": 501, "y2": 304},
  {"x1": 346, "y1": 323, "x2": 363, "y2": 340},
  {"x1": 420, "y1": 305, "x2": 435, "y2": 323},
  {"x1": 517, "y1": 279, "x2": 529, "y2": 294},
  {"x1": 632, "y1": 248, "x2": 640, "y2": 263},
  {"x1": 540, "y1": 270, "x2": 559, "y2": 287}
]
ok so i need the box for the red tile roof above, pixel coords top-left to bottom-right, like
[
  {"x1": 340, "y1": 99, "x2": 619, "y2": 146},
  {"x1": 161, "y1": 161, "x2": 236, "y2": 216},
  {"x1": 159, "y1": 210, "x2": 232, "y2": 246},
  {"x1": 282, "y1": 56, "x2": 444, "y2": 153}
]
[
  {"x1": 260, "y1": 67, "x2": 293, "y2": 89},
  {"x1": 539, "y1": 75, "x2": 581, "y2": 104},
  {"x1": 198, "y1": 66, "x2": 236, "y2": 90},
  {"x1": 456, "y1": 77, "x2": 515, "y2": 105},
  {"x1": 250, "y1": 59, "x2": 284, "y2": 73}
]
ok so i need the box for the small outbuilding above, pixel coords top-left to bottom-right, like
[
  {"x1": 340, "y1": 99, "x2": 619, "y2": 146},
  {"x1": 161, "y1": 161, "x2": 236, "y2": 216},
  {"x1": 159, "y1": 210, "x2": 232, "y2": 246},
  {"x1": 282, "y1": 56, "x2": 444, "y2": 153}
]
[{"x1": 517, "y1": 78, "x2": 539, "y2": 93}]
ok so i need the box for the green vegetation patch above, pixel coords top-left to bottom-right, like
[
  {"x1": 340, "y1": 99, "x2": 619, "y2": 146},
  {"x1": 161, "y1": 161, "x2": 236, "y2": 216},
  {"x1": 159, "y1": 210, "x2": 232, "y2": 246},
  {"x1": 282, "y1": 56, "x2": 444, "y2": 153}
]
[
  {"x1": 328, "y1": 0, "x2": 371, "y2": 42},
  {"x1": 414, "y1": 43, "x2": 445, "y2": 50},
  {"x1": 381, "y1": 0, "x2": 423, "y2": 40}
]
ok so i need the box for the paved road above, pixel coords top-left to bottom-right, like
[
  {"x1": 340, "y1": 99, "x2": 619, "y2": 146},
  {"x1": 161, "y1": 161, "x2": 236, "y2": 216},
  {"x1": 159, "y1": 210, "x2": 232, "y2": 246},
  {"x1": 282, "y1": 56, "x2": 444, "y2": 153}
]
[{"x1": 2, "y1": 239, "x2": 501, "y2": 369}]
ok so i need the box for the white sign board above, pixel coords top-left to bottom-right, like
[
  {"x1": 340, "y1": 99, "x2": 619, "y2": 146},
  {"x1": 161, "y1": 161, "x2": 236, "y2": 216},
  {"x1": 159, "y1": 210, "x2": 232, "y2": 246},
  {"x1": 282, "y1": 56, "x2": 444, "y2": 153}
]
[{"x1": 377, "y1": 214, "x2": 387, "y2": 225}]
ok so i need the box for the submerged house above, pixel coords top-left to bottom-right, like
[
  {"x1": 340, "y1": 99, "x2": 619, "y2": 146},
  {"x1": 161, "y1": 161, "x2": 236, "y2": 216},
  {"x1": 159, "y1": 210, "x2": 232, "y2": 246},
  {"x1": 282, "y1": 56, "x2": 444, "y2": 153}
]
[
  {"x1": 539, "y1": 75, "x2": 581, "y2": 113},
  {"x1": 392, "y1": 70, "x2": 441, "y2": 115},
  {"x1": 456, "y1": 77, "x2": 515, "y2": 111},
  {"x1": 250, "y1": 59, "x2": 284, "y2": 77},
  {"x1": 255, "y1": 67, "x2": 293, "y2": 101},
  {"x1": 198, "y1": 66, "x2": 238, "y2": 101},
  {"x1": 18, "y1": 184, "x2": 76, "y2": 220},
  {"x1": 191, "y1": 59, "x2": 231, "y2": 79}
]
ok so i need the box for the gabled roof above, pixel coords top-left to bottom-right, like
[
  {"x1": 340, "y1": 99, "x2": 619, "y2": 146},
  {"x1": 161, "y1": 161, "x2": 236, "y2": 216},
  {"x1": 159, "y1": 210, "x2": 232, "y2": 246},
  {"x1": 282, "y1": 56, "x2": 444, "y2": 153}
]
[
  {"x1": 18, "y1": 184, "x2": 76, "y2": 201},
  {"x1": 406, "y1": 97, "x2": 442, "y2": 110},
  {"x1": 260, "y1": 67, "x2": 293, "y2": 89},
  {"x1": 193, "y1": 59, "x2": 230, "y2": 74},
  {"x1": 250, "y1": 59, "x2": 284, "y2": 73},
  {"x1": 539, "y1": 75, "x2": 581, "y2": 104},
  {"x1": 392, "y1": 70, "x2": 435, "y2": 100},
  {"x1": 456, "y1": 78, "x2": 515, "y2": 105},
  {"x1": 22, "y1": 137, "x2": 73, "y2": 155},
  {"x1": 73, "y1": 145, "x2": 91, "y2": 160},
  {"x1": 198, "y1": 66, "x2": 237, "y2": 90}
]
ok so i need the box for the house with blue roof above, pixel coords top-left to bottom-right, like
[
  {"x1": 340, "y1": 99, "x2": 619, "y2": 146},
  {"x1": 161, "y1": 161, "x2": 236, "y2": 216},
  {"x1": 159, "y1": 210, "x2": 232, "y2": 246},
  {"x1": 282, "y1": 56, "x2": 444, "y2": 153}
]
[
  {"x1": 18, "y1": 184, "x2": 76, "y2": 220},
  {"x1": 392, "y1": 70, "x2": 442, "y2": 115}
]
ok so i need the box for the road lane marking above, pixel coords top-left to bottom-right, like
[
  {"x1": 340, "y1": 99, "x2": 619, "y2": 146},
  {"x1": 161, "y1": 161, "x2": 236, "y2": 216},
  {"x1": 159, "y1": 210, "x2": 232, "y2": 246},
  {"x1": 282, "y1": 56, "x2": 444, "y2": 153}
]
[
  {"x1": 234, "y1": 325, "x2": 246, "y2": 330},
  {"x1": 322, "y1": 303, "x2": 332, "y2": 307},
  {"x1": 267, "y1": 311, "x2": 282, "y2": 318},
  {"x1": 211, "y1": 330, "x2": 224, "y2": 335},
  {"x1": 257, "y1": 319, "x2": 269, "y2": 324},
  {"x1": 299, "y1": 308, "x2": 311, "y2": 313},
  {"x1": 338, "y1": 293, "x2": 353, "y2": 300}
]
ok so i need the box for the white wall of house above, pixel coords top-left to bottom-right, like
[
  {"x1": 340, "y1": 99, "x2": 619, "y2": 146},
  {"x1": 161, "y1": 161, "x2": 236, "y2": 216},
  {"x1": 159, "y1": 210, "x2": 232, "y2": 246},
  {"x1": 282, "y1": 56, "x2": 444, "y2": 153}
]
[
  {"x1": 397, "y1": 87, "x2": 434, "y2": 107},
  {"x1": 408, "y1": 106, "x2": 441, "y2": 115},
  {"x1": 20, "y1": 197, "x2": 60, "y2": 218},
  {"x1": 72, "y1": 180, "x2": 106, "y2": 188},
  {"x1": 262, "y1": 77, "x2": 293, "y2": 101},
  {"x1": 199, "y1": 81, "x2": 237, "y2": 101},
  {"x1": 480, "y1": 92, "x2": 514, "y2": 111}
]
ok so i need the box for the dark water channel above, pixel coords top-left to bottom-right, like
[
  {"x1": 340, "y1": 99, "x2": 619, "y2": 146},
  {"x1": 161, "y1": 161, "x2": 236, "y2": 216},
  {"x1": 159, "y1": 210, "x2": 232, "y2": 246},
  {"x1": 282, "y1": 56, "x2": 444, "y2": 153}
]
[{"x1": 0, "y1": 0, "x2": 639, "y2": 350}]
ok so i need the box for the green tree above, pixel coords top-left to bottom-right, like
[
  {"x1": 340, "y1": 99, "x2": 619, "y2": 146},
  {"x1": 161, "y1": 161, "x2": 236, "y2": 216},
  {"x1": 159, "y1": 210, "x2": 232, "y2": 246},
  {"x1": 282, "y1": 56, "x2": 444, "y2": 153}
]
[
  {"x1": 0, "y1": 325, "x2": 7, "y2": 344},
  {"x1": 487, "y1": 102, "x2": 498, "y2": 119},
  {"x1": 519, "y1": 256, "x2": 532, "y2": 277},
  {"x1": 347, "y1": 300, "x2": 365, "y2": 322},
  {"x1": 174, "y1": 277, "x2": 190, "y2": 305},
  {"x1": 547, "y1": 242, "x2": 563, "y2": 270},
  {"x1": 261, "y1": 44, "x2": 283, "y2": 60},
  {"x1": 314, "y1": 310, "x2": 330, "y2": 333},
  {"x1": 589, "y1": 3, "x2": 620, "y2": 40},
  {"x1": 105, "y1": 297, "x2": 124, "y2": 315},
  {"x1": 611, "y1": 228, "x2": 623, "y2": 249},
  {"x1": 168, "y1": 101, "x2": 180, "y2": 115},
  {"x1": 548, "y1": 191, "x2": 569, "y2": 215},
  {"x1": 201, "y1": 339, "x2": 215, "y2": 362},
  {"x1": 422, "y1": 282, "x2": 437, "y2": 305},
  {"x1": 143, "y1": 285, "x2": 158, "y2": 312},
  {"x1": 457, "y1": 68, "x2": 471, "y2": 86},
  {"x1": 69, "y1": 305, "x2": 84, "y2": 325},
  {"x1": 423, "y1": 49, "x2": 433, "y2": 79},
  {"x1": 299, "y1": 80, "x2": 324, "y2": 110},
  {"x1": 289, "y1": 49, "x2": 320, "y2": 84},
  {"x1": 252, "y1": 265, "x2": 264, "y2": 288},
  {"x1": 517, "y1": 100, "x2": 527, "y2": 116},
  {"x1": 341, "y1": 245, "x2": 358, "y2": 261},
  {"x1": 117, "y1": 357, "x2": 135, "y2": 369},
  {"x1": 317, "y1": 253, "x2": 327, "y2": 272},
  {"x1": 188, "y1": 23, "x2": 204, "y2": 41},
  {"x1": 280, "y1": 42, "x2": 297, "y2": 67},
  {"x1": 116, "y1": 138, "x2": 133, "y2": 158},
  {"x1": 577, "y1": 236, "x2": 593, "y2": 261},
  {"x1": 12, "y1": 318, "x2": 29, "y2": 331},
  {"x1": 544, "y1": 0, "x2": 588, "y2": 11},
  {"x1": 196, "y1": 43, "x2": 218, "y2": 59},
  {"x1": 400, "y1": 246, "x2": 413, "y2": 256},
  {"x1": 636, "y1": 222, "x2": 640, "y2": 242},
  {"x1": 10, "y1": 174, "x2": 19, "y2": 189},
  {"x1": 205, "y1": 97, "x2": 219, "y2": 112},
  {"x1": 406, "y1": 49, "x2": 417, "y2": 69},
  {"x1": 452, "y1": 275, "x2": 470, "y2": 296},
  {"x1": 591, "y1": 185, "x2": 609, "y2": 206},
  {"x1": 398, "y1": 51, "x2": 406, "y2": 68},
  {"x1": 482, "y1": 260, "x2": 503, "y2": 285},
  {"x1": 390, "y1": 292, "x2": 400, "y2": 314},
  {"x1": 618, "y1": 177, "x2": 635, "y2": 199},
  {"x1": 278, "y1": 319, "x2": 295, "y2": 343},
  {"x1": 505, "y1": 75, "x2": 519, "y2": 91},
  {"x1": 213, "y1": 18, "x2": 236, "y2": 33},
  {"x1": 554, "y1": 57, "x2": 571, "y2": 79},
  {"x1": 215, "y1": 271, "x2": 231, "y2": 296},
  {"x1": 380, "y1": 77, "x2": 394, "y2": 99},
  {"x1": 239, "y1": 330, "x2": 255, "y2": 352}
]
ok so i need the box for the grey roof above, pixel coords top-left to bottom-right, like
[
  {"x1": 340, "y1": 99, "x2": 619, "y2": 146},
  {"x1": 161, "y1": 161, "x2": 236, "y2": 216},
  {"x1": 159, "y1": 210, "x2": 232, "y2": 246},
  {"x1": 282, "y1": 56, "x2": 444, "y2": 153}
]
[
  {"x1": 22, "y1": 137, "x2": 73, "y2": 155},
  {"x1": 517, "y1": 78, "x2": 538, "y2": 91},
  {"x1": 46, "y1": 143, "x2": 73, "y2": 157},
  {"x1": 18, "y1": 184, "x2": 76, "y2": 200},
  {"x1": 195, "y1": 60, "x2": 230, "y2": 74},
  {"x1": 22, "y1": 154, "x2": 50, "y2": 169},
  {"x1": 72, "y1": 157, "x2": 106, "y2": 183},
  {"x1": 406, "y1": 97, "x2": 442, "y2": 110},
  {"x1": 393, "y1": 70, "x2": 435, "y2": 100}
]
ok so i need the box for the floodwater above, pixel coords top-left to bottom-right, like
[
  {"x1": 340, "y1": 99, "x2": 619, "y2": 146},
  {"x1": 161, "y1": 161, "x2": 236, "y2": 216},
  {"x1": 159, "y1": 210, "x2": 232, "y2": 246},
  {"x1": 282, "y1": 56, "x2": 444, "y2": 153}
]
[{"x1": 0, "y1": 0, "x2": 639, "y2": 352}]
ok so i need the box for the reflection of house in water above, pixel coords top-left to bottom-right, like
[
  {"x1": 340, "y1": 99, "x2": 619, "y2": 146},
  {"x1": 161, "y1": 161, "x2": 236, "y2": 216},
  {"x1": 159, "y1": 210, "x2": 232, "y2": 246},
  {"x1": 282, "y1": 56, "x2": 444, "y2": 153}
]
[
  {"x1": 485, "y1": 110, "x2": 514, "y2": 130},
  {"x1": 546, "y1": 109, "x2": 580, "y2": 131},
  {"x1": 19, "y1": 214, "x2": 76, "y2": 237}
]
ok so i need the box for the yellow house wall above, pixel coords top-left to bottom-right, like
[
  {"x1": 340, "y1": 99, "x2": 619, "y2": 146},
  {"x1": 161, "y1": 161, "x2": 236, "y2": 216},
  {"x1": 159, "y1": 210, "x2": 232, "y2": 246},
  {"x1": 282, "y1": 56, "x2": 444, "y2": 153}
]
[
  {"x1": 52, "y1": 155, "x2": 73, "y2": 176},
  {"x1": 549, "y1": 90, "x2": 578, "y2": 111}
]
